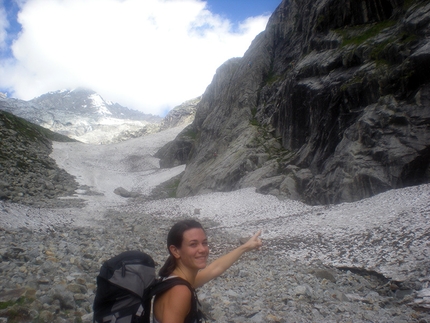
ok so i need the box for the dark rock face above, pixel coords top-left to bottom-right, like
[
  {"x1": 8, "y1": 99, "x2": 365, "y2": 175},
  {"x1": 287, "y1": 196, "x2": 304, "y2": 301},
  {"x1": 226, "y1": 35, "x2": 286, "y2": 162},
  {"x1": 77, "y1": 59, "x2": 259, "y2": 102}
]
[
  {"x1": 0, "y1": 110, "x2": 81, "y2": 207},
  {"x1": 155, "y1": 125, "x2": 196, "y2": 168},
  {"x1": 158, "y1": 0, "x2": 430, "y2": 205},
  {"x1": 155, "y1": 97, "x2": 200, "y2": 168},
  {"x1": 159, "y1": 97, "x2": 200, "y2": 130}
]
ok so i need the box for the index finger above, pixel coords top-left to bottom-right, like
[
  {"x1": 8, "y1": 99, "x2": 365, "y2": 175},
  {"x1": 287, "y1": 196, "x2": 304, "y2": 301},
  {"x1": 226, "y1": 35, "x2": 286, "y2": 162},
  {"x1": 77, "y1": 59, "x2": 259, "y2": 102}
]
[{"x1": 253, "y1": 230, "x2": 262, "y2": 239}]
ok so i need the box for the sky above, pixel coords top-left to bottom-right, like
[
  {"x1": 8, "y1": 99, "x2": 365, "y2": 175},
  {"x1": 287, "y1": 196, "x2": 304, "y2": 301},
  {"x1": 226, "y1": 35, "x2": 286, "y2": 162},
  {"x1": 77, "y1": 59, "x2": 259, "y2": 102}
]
[{"x1": 0, "y1": 0, "x2": 281, "y2": 116}]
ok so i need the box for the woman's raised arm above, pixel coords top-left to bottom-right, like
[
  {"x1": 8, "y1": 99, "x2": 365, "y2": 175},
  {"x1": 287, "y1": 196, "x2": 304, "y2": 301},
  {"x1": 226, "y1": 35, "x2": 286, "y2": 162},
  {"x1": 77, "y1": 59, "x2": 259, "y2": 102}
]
[{"x1": 194, "y1": 230, "x2": 262, "y2": 288}]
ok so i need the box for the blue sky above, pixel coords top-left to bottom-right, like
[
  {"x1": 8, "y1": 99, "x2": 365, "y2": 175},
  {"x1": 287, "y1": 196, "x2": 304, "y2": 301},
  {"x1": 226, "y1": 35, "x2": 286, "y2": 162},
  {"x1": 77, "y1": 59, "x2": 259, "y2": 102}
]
[
  {"x1": 206, "y1": 0, "x2": 280, "y2": 26},
  {"x1": 1, "y1": 1, "x2": 19, "y2": 58},
  {"x1": 0, "y1": 0, "x2": 281, "y2": 116}
]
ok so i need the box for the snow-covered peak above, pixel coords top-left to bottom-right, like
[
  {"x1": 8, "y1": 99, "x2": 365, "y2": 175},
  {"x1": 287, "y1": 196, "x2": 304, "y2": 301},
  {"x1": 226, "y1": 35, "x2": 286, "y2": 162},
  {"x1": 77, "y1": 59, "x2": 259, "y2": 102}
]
[
  {"x1": 0, "y1": 88, "x2": 166, "y2": 144},
  {"x1": 89, "y1": 93, "x2": 112, "y2": 116}
]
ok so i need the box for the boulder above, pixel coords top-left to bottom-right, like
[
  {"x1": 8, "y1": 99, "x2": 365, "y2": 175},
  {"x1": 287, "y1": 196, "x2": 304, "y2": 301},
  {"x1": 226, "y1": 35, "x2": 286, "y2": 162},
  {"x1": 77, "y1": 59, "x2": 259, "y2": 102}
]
[{"x1": 113, "y1": 187, "x2": 140, "y2": 198}]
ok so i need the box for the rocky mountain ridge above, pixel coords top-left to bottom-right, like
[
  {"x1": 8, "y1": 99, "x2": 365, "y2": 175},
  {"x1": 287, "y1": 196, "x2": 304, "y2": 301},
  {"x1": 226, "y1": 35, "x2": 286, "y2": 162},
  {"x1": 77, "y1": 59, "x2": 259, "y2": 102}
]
[
  {"x1": 0, "y1": 110, "x2": 81, "y2": 207},
  {"x1": 158, "y1": 0, "x2": 430, "y2": 205},
  {"x1": 0, "y1": 93, "x2": 199, "y2": 206},
  {"x1": 0, "y1": 88, "x2": 162, "y2": 144}
]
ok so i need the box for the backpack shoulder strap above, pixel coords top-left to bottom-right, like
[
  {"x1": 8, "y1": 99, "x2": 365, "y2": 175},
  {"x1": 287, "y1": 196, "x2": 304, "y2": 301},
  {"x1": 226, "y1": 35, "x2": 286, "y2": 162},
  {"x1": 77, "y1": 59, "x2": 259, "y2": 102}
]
[
  {"x1": 148, "y1": 277, "x2": 193, "y2": 298},
  {"x1": 148, "y1": 277, "x2": 203, "y2": 322}
]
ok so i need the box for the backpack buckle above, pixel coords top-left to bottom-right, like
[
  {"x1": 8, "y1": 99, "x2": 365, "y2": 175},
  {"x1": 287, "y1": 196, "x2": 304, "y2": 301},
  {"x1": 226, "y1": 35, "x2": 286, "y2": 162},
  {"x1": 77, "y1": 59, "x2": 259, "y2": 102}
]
[{"x1": 136, "y1": 304, "x2": 144, "y2": 317}]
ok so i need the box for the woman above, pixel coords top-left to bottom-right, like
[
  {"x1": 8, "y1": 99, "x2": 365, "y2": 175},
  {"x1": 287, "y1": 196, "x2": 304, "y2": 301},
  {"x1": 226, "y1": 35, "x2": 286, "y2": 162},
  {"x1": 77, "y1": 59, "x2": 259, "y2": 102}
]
[{"x1": 153, "y1": 219, "x2": 262, "y2": 323}]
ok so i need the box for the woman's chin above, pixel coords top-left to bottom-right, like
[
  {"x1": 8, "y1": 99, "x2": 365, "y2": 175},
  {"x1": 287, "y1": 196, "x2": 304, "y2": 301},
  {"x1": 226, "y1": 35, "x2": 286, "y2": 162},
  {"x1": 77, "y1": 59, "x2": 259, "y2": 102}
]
[
  {"x1": 198, "y1": 262, "x2": 207, "y2": 269},
  {"x1": 195, "y1": 259, "x2": 207, "y2": 269}
]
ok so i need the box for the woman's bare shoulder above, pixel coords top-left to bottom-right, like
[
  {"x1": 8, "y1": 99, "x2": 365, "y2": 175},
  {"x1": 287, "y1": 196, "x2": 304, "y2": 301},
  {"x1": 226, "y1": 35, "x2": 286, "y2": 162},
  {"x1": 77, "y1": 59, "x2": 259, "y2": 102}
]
[
  {"x1": 158, "y1": 284, "x2": 192, "y2": 304},
  {"x1": 168, "y1": 284, "x2": 192, "y2": 297},
  {"x1": 155, "y1": 284, "x2": 192, "y2": 322}
]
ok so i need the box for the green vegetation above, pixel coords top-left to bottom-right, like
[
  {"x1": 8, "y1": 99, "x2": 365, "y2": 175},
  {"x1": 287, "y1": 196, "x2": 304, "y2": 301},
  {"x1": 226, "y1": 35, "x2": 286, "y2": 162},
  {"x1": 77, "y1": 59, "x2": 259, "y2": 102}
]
[
  {"x1": 182, "y1": 127, "x2": 198, "y2": 140},
  {"x1": 403, "y1": 0, "x2": 415, "y2": 9},
  {"x1": 250, "y1": 121, "x2": 292, "y2": 164},
  {"x1": 249, "y1": 107, "x2": 259, "y2": 126},
  {"x1": 399, "y1": 31, "x2": 419, "y2": 44},
  {"x1": 0, "y1": 110, "x2": 76, "y2": 143},
  {"x1": 316, "y1": 14, "x2": 326, "y2": 29},
  {"x1": 0, "y1": 298, "x2": 25, "y2": 310},
  {"x1": 263, "y1": 69, "x2": 280, "y2": 86},
  {"x1": 340, "y1": 75, "x2": 365, "y2": 92},
  {"x1": 369, "y1": 38, "x2": 393, "y2": 65},
  {"x1": 0, "y1": 296, "x2": 34, "y2": 323},
  {"x1": 334, "y1": 17, "x2": 420, "y2": 68},
  {"x1": 149, "y1": 174, "x2": 182, "y2": 199},
  {"x1": 261, "y1": 57, "x2": 280, "y2": 88},
  {"x1": 402, "y1": 0, "x2": 424, "y2": 10},
  {"x1": 166, "y1": 178, "x2": 181, "y2": 198},
  {"x1": 335, "y1": 20, "x2": 397, "y2": 47}
]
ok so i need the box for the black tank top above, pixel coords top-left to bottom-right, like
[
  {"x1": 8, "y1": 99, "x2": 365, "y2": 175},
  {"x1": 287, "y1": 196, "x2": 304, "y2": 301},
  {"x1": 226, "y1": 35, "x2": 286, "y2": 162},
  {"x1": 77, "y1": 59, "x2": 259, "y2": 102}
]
[{"x1": 152, "y1": 277, "x2": 206, "y2": 323}]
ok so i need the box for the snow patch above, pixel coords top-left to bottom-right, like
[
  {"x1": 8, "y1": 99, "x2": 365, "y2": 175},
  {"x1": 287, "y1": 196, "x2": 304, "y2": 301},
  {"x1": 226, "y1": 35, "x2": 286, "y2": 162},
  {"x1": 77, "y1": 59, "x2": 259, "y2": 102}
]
[{"x1": 89, "y1": 94, "x2": 112, "y2": 116}]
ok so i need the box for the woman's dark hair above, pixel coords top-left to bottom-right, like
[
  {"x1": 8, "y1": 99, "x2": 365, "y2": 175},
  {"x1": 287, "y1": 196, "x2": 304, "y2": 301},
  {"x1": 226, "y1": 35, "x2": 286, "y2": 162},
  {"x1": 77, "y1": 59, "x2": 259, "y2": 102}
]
[{"x1": 158, "y1": 219, "x2": 205, "y2": 277}]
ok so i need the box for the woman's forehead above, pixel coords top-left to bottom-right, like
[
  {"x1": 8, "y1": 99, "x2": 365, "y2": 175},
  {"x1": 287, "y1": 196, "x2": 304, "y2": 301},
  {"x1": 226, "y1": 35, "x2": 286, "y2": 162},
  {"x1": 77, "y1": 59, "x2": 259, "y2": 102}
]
[{"x1": 183, "y1": 228, "x2": 207, "y2": 240}]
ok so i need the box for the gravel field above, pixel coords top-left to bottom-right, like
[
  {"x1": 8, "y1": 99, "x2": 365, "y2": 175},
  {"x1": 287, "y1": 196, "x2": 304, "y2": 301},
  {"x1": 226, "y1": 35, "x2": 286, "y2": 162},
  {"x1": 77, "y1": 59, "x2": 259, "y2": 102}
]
[{"x1": 0, "y1": 126, "x2": 429, "y2": 322}]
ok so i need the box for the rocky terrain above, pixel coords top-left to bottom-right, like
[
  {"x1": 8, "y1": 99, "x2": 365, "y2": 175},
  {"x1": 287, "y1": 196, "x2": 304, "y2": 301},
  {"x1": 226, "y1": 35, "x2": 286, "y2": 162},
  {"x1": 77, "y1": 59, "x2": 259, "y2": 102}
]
[
  {"x1": 0, "y1": 123, "x2": 429, "y2": 322},
  {"x1": 0, "y1": 187, "x2": 430, "y2": 323},
  {"x1": 0, "y1": 110, "x2": 81, "y2": 208},
  {"x1": 0, "y1": 1, "x2": 429, "y2": 322},
  {"x1": 1, "y1": 204, "x2": 429, "y2": 323},
  {"x1": 0, "y1": 89, "x2": 202, "y2": 208},
  {"x1": 158, "y1": 0, "x2": 430, "y2": 205},
  {"x1": 159, "y1": 97, "x2": 201, "y2": 131}
]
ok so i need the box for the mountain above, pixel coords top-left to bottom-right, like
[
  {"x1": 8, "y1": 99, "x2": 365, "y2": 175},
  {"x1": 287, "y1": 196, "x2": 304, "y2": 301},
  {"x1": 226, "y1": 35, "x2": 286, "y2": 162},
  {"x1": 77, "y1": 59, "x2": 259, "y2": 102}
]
[
  {"x1": 96, "y1": 96, "x2": 200, "y2": 144},
  {"x1": 0, "y1": 109, "x2": 80, "y2": 207},
  {"x1": 157, "y1": 0, "x2": 430, "y2": 205},
  {"x1": 159, "y1": 96, "x2": 201, "y2": 130},
  {"x1": 0, "y1": 88, "x2": 162, "y2": 144},
  {"x1": 0, "y1": 92, "x2": 199, "y2": 206}
]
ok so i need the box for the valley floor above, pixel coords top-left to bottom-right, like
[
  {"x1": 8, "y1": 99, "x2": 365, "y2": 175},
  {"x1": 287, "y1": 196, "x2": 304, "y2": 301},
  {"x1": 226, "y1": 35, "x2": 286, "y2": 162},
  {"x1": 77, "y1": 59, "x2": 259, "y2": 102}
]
[{"x1": 0, "y1": 125, "x2": 429, "y2": 322}]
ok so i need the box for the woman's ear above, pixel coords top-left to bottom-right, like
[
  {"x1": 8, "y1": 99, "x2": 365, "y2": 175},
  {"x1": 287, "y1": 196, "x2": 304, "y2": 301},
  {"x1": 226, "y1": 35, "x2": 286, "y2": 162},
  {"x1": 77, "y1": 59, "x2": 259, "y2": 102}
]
[{"x1": 169, "y1": 245, "x2": 181, "y2": 259}]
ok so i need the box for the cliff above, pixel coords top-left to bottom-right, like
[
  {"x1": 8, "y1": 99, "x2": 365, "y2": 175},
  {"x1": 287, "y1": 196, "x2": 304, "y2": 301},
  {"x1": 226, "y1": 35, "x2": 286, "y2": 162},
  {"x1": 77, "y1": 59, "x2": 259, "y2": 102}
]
[
  {"x1": 0, "y1": 110, "x2": 80, "y2": 207},
  {"x1": 157, "y1": 0, "x2": 430, "y2": 204}
]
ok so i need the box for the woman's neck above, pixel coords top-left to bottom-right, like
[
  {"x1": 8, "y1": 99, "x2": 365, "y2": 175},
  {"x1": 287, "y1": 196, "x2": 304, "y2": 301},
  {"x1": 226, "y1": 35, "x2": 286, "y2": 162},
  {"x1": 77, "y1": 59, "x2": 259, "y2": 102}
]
[{"x1": 172, "y1": 265, "x2": 198, "y2": 286}]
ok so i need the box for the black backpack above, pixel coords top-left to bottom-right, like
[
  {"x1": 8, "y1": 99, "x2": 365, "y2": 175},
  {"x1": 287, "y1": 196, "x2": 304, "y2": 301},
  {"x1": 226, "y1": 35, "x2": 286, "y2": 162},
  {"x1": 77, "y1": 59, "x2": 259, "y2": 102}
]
[{"x1": 93, "y1": 250, "x2": 205, "y2": 323}]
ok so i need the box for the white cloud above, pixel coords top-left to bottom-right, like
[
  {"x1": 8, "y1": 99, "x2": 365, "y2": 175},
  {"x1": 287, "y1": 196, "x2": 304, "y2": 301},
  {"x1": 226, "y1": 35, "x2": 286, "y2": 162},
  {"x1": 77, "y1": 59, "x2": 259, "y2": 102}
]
[{"x1": 0, "y1": 0, "x2": 270, "y2": 116}]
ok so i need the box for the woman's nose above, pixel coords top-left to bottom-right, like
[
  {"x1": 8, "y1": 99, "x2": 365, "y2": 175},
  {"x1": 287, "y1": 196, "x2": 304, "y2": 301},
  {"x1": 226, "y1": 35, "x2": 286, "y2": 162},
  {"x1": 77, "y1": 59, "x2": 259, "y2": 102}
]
[{"x1": 198, "y1": 243, "x2": 207, "y2": 252}]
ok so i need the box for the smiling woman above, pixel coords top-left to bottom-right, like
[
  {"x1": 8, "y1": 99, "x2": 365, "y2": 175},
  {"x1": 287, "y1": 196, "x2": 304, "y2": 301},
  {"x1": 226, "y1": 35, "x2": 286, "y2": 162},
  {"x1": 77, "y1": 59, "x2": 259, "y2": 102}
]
[{"x1": 154, "y1": 219, "x2": 262, "y2": 323}]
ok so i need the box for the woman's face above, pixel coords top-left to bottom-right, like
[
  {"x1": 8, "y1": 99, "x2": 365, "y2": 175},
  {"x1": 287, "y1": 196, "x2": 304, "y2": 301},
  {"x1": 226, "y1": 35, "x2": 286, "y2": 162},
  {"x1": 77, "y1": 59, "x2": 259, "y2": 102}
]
[{"x1": 177, "y1": 228, "x2": 209, "y2": 270}]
